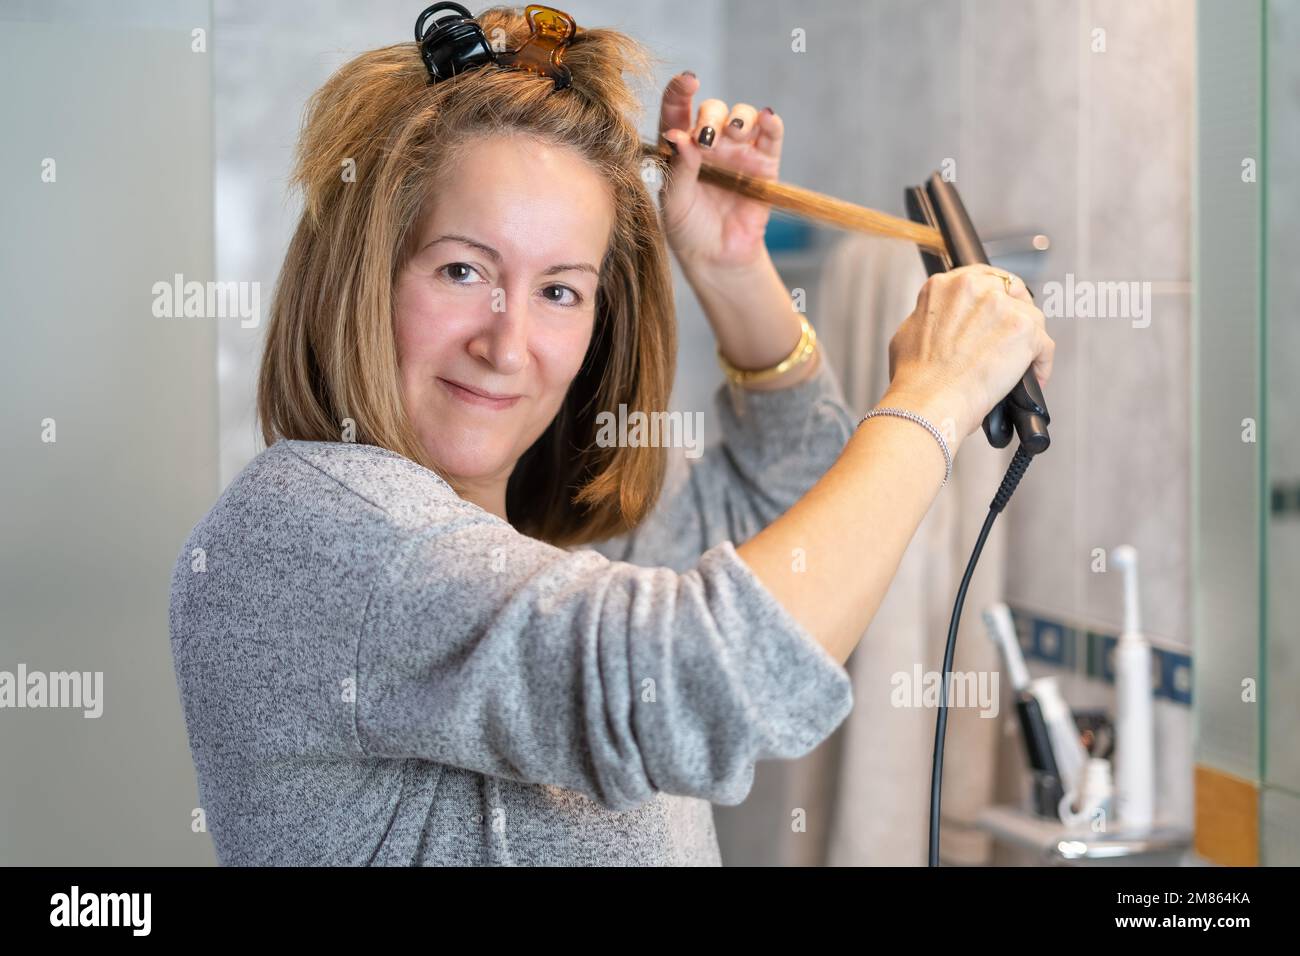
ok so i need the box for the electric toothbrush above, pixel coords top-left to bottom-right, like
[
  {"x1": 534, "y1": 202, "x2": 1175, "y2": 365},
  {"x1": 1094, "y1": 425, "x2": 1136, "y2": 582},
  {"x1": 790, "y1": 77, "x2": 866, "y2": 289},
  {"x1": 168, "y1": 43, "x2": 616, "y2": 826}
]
[{"x1": 1111, "y1": 544, "x2": 1155, "y2": 832}]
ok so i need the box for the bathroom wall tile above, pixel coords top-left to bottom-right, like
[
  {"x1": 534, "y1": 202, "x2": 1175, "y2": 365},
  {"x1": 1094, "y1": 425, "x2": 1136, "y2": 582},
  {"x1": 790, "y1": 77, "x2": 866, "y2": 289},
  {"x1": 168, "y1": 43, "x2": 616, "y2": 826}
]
[
  {"x1": 1083, "y1": 0, "x2": 1194, "y2": 281},
  {"x1": 722, "y1": 0, "x2": 871, "y2": 205},
  {"x1": 859, "y1": 0, "x2": 963, "y2": 218},
  {"x1": 965, "y1": 0, "x2": 1196, "y2": 652},
  {"x1": 960, "y1": 0, "x2": 1084, "y2": 628},
  {"x1": 1079, "y1": 291, "x2": 1191, "y2": 646},
  {"x1": 957, "y1": 0, "x2": 1081, "y2": 270},
  {"x1": 1003, "y1": 310, "x2": 1082, "y2": 624}
]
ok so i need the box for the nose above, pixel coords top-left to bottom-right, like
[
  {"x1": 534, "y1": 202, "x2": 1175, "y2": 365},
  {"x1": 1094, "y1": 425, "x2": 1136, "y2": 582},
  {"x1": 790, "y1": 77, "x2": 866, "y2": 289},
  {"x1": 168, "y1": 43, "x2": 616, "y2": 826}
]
[{"x1": 467, "y1": 283, "x2": 529, "y2": 375}]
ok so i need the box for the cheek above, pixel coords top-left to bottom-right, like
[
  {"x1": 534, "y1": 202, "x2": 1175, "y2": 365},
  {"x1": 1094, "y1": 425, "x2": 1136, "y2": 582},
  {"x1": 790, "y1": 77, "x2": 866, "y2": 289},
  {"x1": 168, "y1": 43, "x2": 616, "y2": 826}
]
[
  {"x1": 536, "y1": 321, "x2": 595, "y2": 394},
  {"x1": 394, "y1": 281, "x2": 453, "y2": 371}
]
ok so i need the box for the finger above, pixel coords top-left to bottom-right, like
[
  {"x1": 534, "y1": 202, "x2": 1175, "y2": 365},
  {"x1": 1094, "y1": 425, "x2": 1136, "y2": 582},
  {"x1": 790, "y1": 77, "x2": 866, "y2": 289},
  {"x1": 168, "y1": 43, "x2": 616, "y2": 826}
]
[
  {"x1": 1006, "y1": 295, "x2": 1047, "y2": 335},
  {"x1": 723, "y1": 103, "x2": 760, "y2": 142},
  {"x1": 659, "y1": 71, "x2": 698, "y2": 136},
  {"x1": 952, "y1": 267, "x2": 1015, "y2": 306},
  {"x1": 1031, "y1": 328, "x2": 1056, "y2": 388},
  {"x1": 1001, "y1": 298, "x2": 1051, "y2": 380},
  {"x1": 753, "y1": 106, "x2": 783, "y2": 160},
  {"x1": 660, "y1": 127, "x2": 703, "y2": 182},
  {"x1": 1001, "y1": 270, "x2": 1034, "y2": 306},
  {"x1": 957, "y1": 266, "x2": 1034, "y2": 308},
  {"x1": 694, "y1": 98, "x2": 729, "y2": 149},
  {"x1": 947, "y1": 263, "x2": 997, "y2": 293},
  {"x1": 914, "y1": 274, "x2": 933, "y2": 313}
]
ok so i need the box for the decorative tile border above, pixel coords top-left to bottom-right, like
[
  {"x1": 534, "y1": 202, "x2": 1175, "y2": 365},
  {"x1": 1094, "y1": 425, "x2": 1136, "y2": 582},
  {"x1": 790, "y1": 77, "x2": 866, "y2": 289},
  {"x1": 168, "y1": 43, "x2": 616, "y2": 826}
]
[{"x1": 1005, "y1": 604, "x2": 1193, "y2": 706}]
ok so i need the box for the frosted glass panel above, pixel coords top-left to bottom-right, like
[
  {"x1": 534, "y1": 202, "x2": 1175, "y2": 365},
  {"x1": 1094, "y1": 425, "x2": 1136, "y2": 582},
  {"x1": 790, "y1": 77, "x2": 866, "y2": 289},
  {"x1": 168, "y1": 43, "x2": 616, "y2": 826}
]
[{"x1": 0, "y1": 3, "x2": 217, "y2": 864}]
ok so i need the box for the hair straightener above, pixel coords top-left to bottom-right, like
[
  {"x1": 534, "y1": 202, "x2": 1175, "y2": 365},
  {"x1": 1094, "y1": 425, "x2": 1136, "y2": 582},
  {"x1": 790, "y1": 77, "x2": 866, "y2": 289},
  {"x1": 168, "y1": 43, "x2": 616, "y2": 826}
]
[{"x1": 904, "y1": 173, "x2": 1052, "y2": 866}]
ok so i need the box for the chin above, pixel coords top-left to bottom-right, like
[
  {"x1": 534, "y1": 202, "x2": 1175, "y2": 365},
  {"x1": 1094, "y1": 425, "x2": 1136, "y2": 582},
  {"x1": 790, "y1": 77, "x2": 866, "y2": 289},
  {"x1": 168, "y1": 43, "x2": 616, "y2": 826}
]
[{"x1": 423, "y1": 436, "x2": 517, "y2": 482}]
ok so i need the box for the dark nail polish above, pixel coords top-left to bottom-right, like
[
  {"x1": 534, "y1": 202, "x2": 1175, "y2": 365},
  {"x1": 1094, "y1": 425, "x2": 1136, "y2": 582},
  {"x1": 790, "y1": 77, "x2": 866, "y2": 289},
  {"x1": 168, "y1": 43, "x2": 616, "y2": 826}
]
[
  {"x1": 665, "y1": 136, "x2": 678, "y2": 155},
  {"x1": 762, "y1": 106, "x2": 774, "y2": 114},
  {"x1": 729, "y1": 118, "x2": 744, "y2": 129},
  {"x1": 698, "y1": 126, "x2": 715, "y2": 148},
  {"x1": 682, "y1": 70, "x2": 696, "y2": 78}
]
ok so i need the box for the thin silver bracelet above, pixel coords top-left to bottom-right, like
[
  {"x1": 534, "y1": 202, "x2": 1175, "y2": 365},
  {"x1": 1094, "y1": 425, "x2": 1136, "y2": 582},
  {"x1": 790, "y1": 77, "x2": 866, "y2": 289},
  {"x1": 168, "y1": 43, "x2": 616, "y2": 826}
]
[{"x1": 858, "y1": 407, "x2": 954, "y2": 487}]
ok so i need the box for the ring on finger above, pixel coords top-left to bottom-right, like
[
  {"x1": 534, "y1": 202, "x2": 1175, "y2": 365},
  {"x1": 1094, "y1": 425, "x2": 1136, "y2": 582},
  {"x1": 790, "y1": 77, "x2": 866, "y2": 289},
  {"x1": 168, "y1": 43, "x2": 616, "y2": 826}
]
[{"x1": 983, "y1": 268, "x2": 1014, "y2": 295}]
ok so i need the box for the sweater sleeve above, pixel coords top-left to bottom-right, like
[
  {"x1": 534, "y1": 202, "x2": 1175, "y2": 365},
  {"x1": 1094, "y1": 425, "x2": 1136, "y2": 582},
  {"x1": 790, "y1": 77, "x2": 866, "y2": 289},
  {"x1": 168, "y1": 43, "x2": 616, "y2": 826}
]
[
  {"x1": 591, "y1": 351, "x2": 857, "y2": 570},
  {"x1": 355, "y1": 508, "x2": 853, "y2": 812}
]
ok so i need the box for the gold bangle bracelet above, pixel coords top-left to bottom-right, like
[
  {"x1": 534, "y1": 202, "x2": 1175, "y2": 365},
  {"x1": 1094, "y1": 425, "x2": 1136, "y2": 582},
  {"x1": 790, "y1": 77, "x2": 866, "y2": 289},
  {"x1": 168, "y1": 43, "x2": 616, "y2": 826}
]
[{"x1": 716, "y1": 315, "x2": 818, "y2": 386}]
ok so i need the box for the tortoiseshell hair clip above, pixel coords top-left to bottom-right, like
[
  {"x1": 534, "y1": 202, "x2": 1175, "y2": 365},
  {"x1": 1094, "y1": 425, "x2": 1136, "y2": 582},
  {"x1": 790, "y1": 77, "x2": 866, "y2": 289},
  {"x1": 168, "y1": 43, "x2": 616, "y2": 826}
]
[{"x1": 415, "y1": 2, "x2": 576, "y2": 91}]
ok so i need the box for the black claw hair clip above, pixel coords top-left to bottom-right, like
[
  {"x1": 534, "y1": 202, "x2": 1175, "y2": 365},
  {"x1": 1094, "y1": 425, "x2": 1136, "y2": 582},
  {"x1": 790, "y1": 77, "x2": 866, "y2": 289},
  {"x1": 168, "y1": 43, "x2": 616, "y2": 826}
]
[{"x1": 415, "y1": 2, "x2": 576, "y2": 91}]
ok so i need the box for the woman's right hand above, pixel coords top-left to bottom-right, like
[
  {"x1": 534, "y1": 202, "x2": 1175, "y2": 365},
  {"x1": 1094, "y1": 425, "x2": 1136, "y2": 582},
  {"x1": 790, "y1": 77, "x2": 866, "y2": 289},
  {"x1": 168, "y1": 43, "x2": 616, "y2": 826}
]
[
  {"x1": 884, "y1": 265, "x2": 1055, "y2": 445},
  {"x1": 738, "y1": 264, "x2": 1053, "y2": 664}
]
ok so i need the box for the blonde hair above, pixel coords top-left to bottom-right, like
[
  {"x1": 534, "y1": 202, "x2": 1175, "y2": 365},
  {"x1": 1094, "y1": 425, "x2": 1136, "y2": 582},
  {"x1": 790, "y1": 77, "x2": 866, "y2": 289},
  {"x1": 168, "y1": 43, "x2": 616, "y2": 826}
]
[{"x1": 258, "y1": 6, "x2": 676, "y2": 548}]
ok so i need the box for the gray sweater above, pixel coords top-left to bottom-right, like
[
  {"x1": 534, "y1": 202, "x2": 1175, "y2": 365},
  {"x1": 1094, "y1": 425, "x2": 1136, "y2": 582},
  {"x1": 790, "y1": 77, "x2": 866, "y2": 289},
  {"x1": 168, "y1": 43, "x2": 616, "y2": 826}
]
[{"x1": 169, "y1": 356, "x2": 857, "y2": 865}]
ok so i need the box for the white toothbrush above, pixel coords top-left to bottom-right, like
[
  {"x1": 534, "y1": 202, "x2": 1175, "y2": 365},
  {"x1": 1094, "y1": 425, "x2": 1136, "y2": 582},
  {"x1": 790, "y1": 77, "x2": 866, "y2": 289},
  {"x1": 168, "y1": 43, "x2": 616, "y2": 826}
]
[{"x1": 1111, "y1": 545, "x2": 1155, "y2": 831}]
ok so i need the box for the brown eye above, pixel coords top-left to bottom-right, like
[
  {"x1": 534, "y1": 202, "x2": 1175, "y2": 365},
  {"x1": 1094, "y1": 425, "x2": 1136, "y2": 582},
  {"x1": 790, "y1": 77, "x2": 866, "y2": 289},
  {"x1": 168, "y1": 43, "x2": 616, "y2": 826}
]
[
  {"x1": 439, "y1": 263, "x2": 483, "y2": 284},
  {"x1": 541, "y1": 284, "x2": 581, "y2": 307}
]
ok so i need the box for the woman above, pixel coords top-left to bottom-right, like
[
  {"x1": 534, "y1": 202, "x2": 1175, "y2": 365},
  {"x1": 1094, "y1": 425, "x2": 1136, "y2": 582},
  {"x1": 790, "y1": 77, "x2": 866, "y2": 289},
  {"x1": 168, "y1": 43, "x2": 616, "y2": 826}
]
[{"x1": 169, "y1": 6, "x2": 1053, "y2": 866}]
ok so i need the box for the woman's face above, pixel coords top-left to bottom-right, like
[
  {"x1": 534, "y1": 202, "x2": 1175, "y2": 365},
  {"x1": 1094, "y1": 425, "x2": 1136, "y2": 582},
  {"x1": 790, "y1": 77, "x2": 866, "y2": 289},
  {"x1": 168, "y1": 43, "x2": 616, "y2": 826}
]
[{"x1": 394, "y1": 134, "x2": 614, "y2": 503}]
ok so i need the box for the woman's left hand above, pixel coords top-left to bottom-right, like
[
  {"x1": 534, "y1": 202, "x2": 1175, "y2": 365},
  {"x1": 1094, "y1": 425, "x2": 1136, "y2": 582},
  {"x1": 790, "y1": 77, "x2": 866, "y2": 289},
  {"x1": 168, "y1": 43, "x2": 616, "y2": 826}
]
[{"x1": 657, "y1": 72, "x2": 783, "y2": 275}]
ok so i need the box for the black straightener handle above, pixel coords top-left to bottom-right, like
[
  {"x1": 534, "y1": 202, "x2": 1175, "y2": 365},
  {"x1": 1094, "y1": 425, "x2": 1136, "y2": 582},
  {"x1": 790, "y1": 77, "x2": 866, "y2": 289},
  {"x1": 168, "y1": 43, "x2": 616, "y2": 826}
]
[{"x1": 905, "y1": 173, "x2": 1051, "y2": 454}]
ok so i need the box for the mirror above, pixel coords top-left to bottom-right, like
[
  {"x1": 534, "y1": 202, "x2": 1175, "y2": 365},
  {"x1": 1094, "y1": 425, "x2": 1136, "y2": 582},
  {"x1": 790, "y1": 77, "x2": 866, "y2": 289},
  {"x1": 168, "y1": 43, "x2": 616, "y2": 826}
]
[{"x1": 1194, "y1": 0, "x2": 1300, "y2": 866}]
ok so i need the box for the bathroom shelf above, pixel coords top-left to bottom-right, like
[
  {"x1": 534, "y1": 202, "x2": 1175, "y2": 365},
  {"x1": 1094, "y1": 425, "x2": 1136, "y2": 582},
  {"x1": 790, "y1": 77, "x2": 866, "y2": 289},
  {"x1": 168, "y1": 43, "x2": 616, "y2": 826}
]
[{"x1": 976, "y1": 804, "x2": 1193, "y2": 866}]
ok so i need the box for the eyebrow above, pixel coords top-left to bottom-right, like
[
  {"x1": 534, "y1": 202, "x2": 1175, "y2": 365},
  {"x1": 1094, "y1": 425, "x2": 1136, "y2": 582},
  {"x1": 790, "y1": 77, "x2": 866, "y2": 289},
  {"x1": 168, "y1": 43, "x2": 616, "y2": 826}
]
[{"x1": 424, "y1": 233, "x2": 600, "y2": 277}]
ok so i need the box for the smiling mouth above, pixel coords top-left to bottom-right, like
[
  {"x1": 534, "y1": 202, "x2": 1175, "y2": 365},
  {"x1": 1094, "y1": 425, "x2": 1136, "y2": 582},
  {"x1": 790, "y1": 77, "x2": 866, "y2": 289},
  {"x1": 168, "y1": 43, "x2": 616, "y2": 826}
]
[{"x1": 437, "y1": 378, "x2": 522, "y2": 409}]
